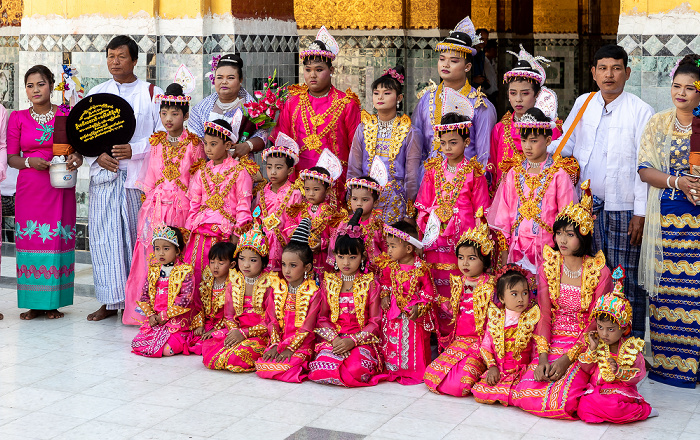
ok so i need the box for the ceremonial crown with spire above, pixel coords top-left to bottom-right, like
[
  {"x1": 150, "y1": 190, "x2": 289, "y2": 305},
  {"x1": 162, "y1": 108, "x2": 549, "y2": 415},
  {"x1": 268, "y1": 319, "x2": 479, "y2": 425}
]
[
  {"x1": 235, "y1": 220, "x2": 269, "y2": 258},
  {"x1": 436, "y1": 16, "x2": 481, "y2": 57},
  {"x1": 456, "y1": 207, "x2": 494, "y2": 256},
  {"x1": 503, "y1": 45, "x2": 551, "y2": 87},
  {"x1": 592, "y1": 265, "x2": 632, "y2": 331},
  {"x1": 300, "y1": 26, "x2": 340, "y2": 62},
  {"x1": 556, "y1": 179, "x2": 594, "y2": 235}
]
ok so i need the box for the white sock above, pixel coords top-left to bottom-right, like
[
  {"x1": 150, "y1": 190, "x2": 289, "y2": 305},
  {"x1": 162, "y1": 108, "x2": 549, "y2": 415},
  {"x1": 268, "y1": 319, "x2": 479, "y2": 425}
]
[{"x1": 648, "y1": 407, "x2": 659, "y2": 418}]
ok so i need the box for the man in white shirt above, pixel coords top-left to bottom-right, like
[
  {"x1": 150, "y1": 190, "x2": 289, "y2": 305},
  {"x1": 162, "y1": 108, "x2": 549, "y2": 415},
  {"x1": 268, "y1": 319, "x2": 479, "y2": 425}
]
[
  {"x1": 86, "y1": 35, "x2": 163, "y2": 321},
  {"x1": 549, "y1": 45, "x2": 654, "y2": 339}
]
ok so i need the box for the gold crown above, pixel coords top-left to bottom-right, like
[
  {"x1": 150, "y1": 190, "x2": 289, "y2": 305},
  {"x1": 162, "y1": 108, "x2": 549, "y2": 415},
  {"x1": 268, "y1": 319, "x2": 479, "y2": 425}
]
[
  {"x1": 556, "y1": 179, "x2": 594, "y2": 235},
  {"x1": 234, "y1": 223, "x2": 269, "y2": 257},
  {"x1": 456, "y1": 207, "x2": 494, "y2": 255}
]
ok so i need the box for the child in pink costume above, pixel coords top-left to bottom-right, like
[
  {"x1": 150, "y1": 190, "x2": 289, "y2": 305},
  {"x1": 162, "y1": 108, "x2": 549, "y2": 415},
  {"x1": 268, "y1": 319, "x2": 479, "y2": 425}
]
[
  {"x1": 309, "y1": 209, "x2": 383, "y2": 386},
  {"x1": 472, "y1": 265, "x2": 542, "y2": 405},
  {"x1": 183, "y1": 119, "x2": 254, "y2": 299},
  {"x1": 257, "y1": 133, "x2": 303, "y2": 271},
  {"x1": 123, "y1": 84, "x2": 205, "y2": 325},
  {"x1": 487, "y1": 106, "x2": 576, "y2": 275},
  {"x1": 189, "y1": 242, "x2": 235, "y2": 355},
  {"x1": 577, "y1": 266, "x2": 656, "y2": 423},
  {"x1": 424, "y1": 208, "x2": 494, "y2": 396},
  {"x1": 376, "y1": 221, "x2": 437, "y2": 385},
  {"x1": 132, "y1": 226, "x2": 195, "y2": 357},
  {"x1": 255, "y1": 219, "x2": 322, "y2": 382},
  {"x1": 415, "y1": 89, "x2": 490, "y2": 345},
  {"x1": 203, "y1": 224, "x2": 273, "y2": 372}
]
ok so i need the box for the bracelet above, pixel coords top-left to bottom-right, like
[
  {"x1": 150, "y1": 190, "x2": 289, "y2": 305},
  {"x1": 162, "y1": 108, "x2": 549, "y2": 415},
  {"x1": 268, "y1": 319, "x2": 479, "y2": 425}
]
[
  {"x1": 245, "y1": 140, "x2": 254, "y2": 153},
  {"x1": 24, "y1": 157, "x2": 30, "y2": 169},
  {"x1": 675, "y1": 176, "x2": 682, "y2": 190},
  {"x1": 666, "y1": 175, "x2": 672, "y2": 188}
]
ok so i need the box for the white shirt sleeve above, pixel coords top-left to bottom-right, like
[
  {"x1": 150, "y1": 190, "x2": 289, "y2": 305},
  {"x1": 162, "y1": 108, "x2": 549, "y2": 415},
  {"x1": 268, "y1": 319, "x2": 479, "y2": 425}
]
[{"x1": 633, "y1": 103, "x2": 655, "y2": 217}]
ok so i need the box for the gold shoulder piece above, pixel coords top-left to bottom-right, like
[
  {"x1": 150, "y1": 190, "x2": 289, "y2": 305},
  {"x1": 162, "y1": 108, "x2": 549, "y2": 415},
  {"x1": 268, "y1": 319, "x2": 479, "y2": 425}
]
[
  {"x1": 344, "y1": 89, "x2": 361, "y2": 107},
  {"x1": 416, "y1": 80, "x2": 438, "y2": 100},
  {"x1": 618, "y1": 337, "x2": 645, "y2": 367},
  {"x1": 288, "y1": 84, "x2": 308, "y2": 96},
  {"x1": 360, "y1": 109, "x2": 375, "y2": 126},
  {"x1": 424, "y1": 156, "x2": 442, "y2": 171},
  {"x1": 149, "y1": 131, "x2": 166, "y2": 146}
]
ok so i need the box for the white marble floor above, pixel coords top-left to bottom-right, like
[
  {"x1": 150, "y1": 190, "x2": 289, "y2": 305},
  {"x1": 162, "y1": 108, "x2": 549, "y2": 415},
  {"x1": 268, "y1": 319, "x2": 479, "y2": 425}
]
[{"x1": 1, "y1": 287, "x2": 699, "y2": 439}]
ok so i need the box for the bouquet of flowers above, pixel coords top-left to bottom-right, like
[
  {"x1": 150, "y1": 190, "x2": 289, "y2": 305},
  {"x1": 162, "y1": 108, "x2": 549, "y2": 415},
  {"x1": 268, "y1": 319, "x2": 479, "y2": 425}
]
[
  {"x1": 244, "y1": 70, "x2": 288, "y2": 130},
  {"x1": 55, "y1": 64, "x2": 85, "y2": 112}
]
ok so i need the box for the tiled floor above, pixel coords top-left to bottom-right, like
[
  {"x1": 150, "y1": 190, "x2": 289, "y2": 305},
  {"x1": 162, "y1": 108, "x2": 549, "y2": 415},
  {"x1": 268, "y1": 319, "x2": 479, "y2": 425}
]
[{"x1": 1, "y1": 283, "x2": 699, "y2": 439}]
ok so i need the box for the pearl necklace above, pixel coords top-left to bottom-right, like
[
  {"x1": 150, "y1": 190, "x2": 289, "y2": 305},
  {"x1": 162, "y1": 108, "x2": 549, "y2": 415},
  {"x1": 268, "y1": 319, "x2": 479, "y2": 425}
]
[
  {"x1": 289, "y1": 284, "x2": 299, "y2": 294},
  {"x1": 528, "y1": 160, "x2": 543, "y2": 169},
  {"x1": 341, "y1": 274, "x2": 356, "y2": 282},
  {"x1": 377, "y1": 117, "x2": 396, "y2": 138},
  {"x1": 310, "y1": 205, "x2": 318, "y2": 213},
  {"x1": 30, "y1": 106, "x2": 55, "y2": 125},
  {"x1": 446, "y1": 163, "x2": 457, "y2": 173},
  {"x1": 167, "y1": 135, "x2": 180, "y2": 144},
  {"x1": 244, "y1": 275, "x2": 259, "y2": 286},
  {"x1": 675, "y1": 117, "x2": 692, "y2": 134},
  {"x1": 310, "y1": 91, "x2": 330, "y2": 99},
  {"x1": 213, "y1": 280, "x2": 227, "y2": 290},
  {"x1": 216, "y1": 98, "x2": 238, "y2": 112},
  {"x1": 562, "y1": 262, "x2": 582, "y2": 278}
]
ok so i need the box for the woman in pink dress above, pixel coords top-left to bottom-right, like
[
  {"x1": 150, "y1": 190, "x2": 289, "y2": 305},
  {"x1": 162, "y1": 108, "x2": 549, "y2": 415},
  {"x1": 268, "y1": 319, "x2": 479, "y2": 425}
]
[
  {"x1": 576, "y1": 267, "x2": 656, "y2": 423},
  {"x1": 376, "y1": 222, "x2": 437, "y2": 385},
  {"x1": 255, "y1": 219, "x2": 322, "y2": 382},
  {"x1": 309, "y1": 209, "x2": 383, "y2": 386},
  {"x1": 487, "y1": 107, "x2": 576, "y2": 276},
  {"x1": 203, "y1": 224, "x2": 273, "y2": 372},
  {"x1": 471, "y1": 265, "x2": 541, "y2": 406},
  {"x1": 7, "y1": 65, "x2": 82, "y2": 320},
  {"x1": 487, "y1": 45, "x2": 562, "y2": 194},
  {"x1": 132, "y1": 226, "x2": 195, "y2": 357},
  {"x1": 257, "y1": 133, "x2": 303, "y2": 271},
  {"x1": 512, "y1": 181, "x2": 612, "y2": 419},
  {"x1": 123, "y1": 83, "x2": 205, "y2": 324},
  {"x1": 424, "y1": 208, "x2": 494, "y2": 396},
  {"x1": 273, "y1": 26, "x2": 361, "y2": 199},
  {"x1": 415, "y1": 90, "x2": 490, "y2": 343},
  {"x1": 184, "y1": 119, "x2": 254, "y2": 295}
]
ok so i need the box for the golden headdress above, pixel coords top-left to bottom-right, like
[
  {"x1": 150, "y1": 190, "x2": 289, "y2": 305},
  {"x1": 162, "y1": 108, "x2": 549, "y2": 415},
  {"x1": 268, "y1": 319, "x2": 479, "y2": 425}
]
[
  {"x1": 235, "y1": 214, "x2": 269, "y2": 258},
  {"x1": 556, "y1": 179, "x2": 594, "y2": 235},
  {"x1": 456, "y1": 207, "x2": 494, "y2": 255},
  {"x1": 592, "y1": 265, "x2": 632, "y2": 332}
]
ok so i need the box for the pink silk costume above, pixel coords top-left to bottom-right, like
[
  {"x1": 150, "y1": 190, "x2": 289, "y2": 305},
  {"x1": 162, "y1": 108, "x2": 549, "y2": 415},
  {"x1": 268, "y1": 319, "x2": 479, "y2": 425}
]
[
  {"x1": 255, "y1": 180, "x2": 303, "y2": 271},
  {"x1": 373, "y1": 256, "x2": 437, "y2": 385},
  {"x1": 131, "y1": 263, "x2": 195, "y2": 357},
  {"x1": 415, "y1": 156, "x2": 490, "y2": 343},
  {"x1": 487, "y1": 155, "x2": 575, "y2": 275},
  {"x1": 255, "y1": 277, "x2": 322, "y2": 382},
  {"x1": 183, "y1": 155, "x2": 254, "y2": 309},
  {"x1": 472, "y1": 304, "x2": 541, "y2": 406},
  {"x1": 487, "y1": 111, "x2": 562, "y2": 194},
  {"x1": 327, "y1": 210, "x2": 386, "y2": 273},
  {"x1": 512, "y1": 246, "x2": 612, "y2": 419},
  {"x1": 273, "y1": 84, "x2": 361, "y2": 201},
  {"x1": 284, "y1": 201, "x2": 347, "y2": 277},
  {"x1": 309, "y1": 272, "x2": 383, "y2": 387},
  {"x1": 188, "y1": 267, "x2": 227, "y2": 355},
  {"x1": 123, "y1": 130, "x2": 205, "y2": 325},
  {"x1": 424, "y1": 273, "x2": 493, "y2": 396},
  {"x1": 577, "y1": 336, "x2": 652, "y2": 424},
  {"x1": 202, "y1": 270, "x2": 273, "y2": 372}
]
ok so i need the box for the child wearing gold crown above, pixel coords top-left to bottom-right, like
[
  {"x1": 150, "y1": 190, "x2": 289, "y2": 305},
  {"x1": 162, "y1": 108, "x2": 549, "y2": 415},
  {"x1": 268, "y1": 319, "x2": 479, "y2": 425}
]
[
  {"x1": 512, "y1": 180, "x2": 613, "y2": 419},
  {"x1": 308, "y1": 209, "x2": 383, "y2": 386},
  {"x1": 286, "y1": 151, "x2": 347, "y2": 277},
  {"x1": 487, "y1": 104, "x2": 576, "y2": 276},
  {"x1": 202, "y1": 223, "x2": 276, "y2": 372},
  {"x1": 377, "y1": 221, "x2": 436, "y2": 385},
  {"x1": 255, "y1": 219, "x2": 322, "y2": 382},
  {"x1": 257, "y1": 133, "x2": 303, "y2": 271},
  {"x1": 415, "y1": 88, "x2": 490, "y2": 345},
  {"x1": 424, "y1": 207, "x2": 493, "y2": 396},
  {"x1": 576, "y1": 266, "x2": 657, "y2": 423},
  {"x1": 412, "y1": 16, "x2": 496, "y2": 166},
  {"x1": 471, "y1": 264, "x2": 542, "y2": 406},
  {"x1": 274, "y1": 26, "x2": 361, "y2": 201},
  {"x1": 131, "y1": 226, "x2": 195, "y2": 357},
  {"x1": 123, "y1": 83, "x2": 205, "y2": 325},
  {"x1": 184, "y1": 119, "x2": 255, "y2": 296}
]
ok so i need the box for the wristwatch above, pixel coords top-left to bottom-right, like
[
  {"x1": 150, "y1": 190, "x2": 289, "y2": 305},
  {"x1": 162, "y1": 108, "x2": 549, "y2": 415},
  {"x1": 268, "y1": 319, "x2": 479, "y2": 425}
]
[{"x1": 24, "y1": 157, "x2": 30, "y2": 169}]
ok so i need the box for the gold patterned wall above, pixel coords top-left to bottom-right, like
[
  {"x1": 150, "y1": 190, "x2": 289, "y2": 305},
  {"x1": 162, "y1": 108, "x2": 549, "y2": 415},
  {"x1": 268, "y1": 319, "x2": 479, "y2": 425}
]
[
  {"x1": 1, "y1": 0, "x2": 22, "y2": 26},
  {"x1": 471, "y1": 0, "x2": 497, "y2": 31},
  {"x1": 533, "y1": 0, "x2": 578, "y2": 33},
  {"x1": 295, "y1": 0, "x2": 439, "y2": 29}
]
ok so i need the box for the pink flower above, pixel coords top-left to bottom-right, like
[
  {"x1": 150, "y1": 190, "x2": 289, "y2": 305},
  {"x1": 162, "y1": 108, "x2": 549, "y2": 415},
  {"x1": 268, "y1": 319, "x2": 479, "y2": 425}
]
[
  {"x1": 254, "y1": 91, "x2": 263, "y2": 99},
  {"x1": 265, "y1": 108, "x2": 274, "y2": 118}
]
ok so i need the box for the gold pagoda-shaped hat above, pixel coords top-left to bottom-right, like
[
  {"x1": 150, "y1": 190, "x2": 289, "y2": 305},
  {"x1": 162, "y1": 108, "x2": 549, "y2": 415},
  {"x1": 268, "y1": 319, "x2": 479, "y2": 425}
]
[
  {"x1": 556, "y1": 179, "x2": 594, "y2": 235},
  {"x1": 234, "y1": 221, "x2": 269, "y2": 258},
  {"x1": 456, "y1": 207, "x2": 494, "y2": 255}
]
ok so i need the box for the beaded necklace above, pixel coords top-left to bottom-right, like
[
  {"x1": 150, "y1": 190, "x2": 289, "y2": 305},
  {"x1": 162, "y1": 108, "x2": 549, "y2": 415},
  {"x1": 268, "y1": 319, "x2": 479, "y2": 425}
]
[
  {"x1": 496, "y1": 112, "x2": 525, "y2": 184},
  {"x1": 511, "y1": 158, "x2": 558, "y2": 235},
  {"x1": 388, "y1": 258, "x2": 426, "y2": 311},
  {"x1": 298, "y1": 87, "x2": 350, "y2": 154},
  {"x1": 199, "y1": 160, "x2": 242, "y2": 223},
  {"x1": 433, "y1": 158, "x2": 478, "y2": 223}
]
